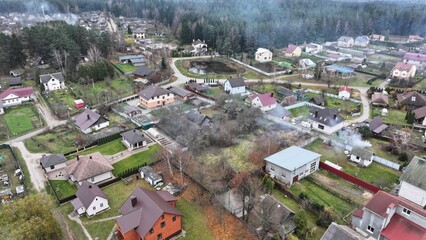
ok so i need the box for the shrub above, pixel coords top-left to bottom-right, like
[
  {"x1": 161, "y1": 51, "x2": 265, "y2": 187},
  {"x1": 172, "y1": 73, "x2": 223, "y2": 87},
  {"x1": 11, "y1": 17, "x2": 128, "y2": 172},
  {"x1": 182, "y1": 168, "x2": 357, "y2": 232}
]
[{"x1": 398, "y1": 152, "x2": 408, "y2": 162}]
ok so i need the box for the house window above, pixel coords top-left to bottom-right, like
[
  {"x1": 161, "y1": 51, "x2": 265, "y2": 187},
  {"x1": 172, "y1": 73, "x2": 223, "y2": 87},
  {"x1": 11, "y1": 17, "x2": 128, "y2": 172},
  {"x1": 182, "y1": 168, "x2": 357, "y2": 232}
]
[
  {"x1": 270, "y1": 167, "x2": 275, "y2": 172},
  {"x1": 162, "y1": 96, "x2": 165, "y2": 99},
  {"x1": 356, "y1": 156, "x2": 360, "y2": 160},
  {"x1": 172, "y1": 216, "x2": 176, "y2": 222},
  {"x1": 93, "y1": 206, "x2": 96, "y2": 210},
  {"x1": 412, "y1": 96, "x2": 416, "y2": 102},
  {"x1": 149, "y1": 228, "x2": 154, "y2": 234},
  {"x1": 310, "y1": 162, "x2": 316, "y2": 173},
  {"x1": 403, "y1": 208, "x2": 411, "y2": 215},
  {"x1": 367, "y1": 225, "x2": 374, "y2": 233},
  {"x1": 50, "y1": 165, "x2": 55, "y2": 170},
  {"x1": 100, "y1": 203, "x2": 103, "y2": 207},
  {"x1": 157, "y1": 233, "x2": 162, "y2": 240},
  {"x1": 160, "y1": 221, "x2": 166, "y2": 228},
  {"x1": 157, "y1": 101, "x2": 160, "y2": 104},
  {"x1": 281, "y1": 173, "x2": 286, "y2": 179},
  {"x1": 318, "y1": 124, "x2": 325, "y2": 130}
]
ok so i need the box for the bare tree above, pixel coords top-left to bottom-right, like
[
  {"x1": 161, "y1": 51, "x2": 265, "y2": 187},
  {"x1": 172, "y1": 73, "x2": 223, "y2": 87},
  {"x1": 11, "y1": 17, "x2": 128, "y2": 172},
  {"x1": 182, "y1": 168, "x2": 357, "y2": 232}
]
[
  {"x1": 257, "y1": 195, "x2": 284, "y2": 240},
  {"x1": 87, "y1": 44, "x2": 102, "y2": 63},
  {"x1": 173, "y1": 148, "x2": 192, "y2": 185},
  {"x1": 231, "y1": 171, "x2": 261, "y2": 222},
  {"x1": 160, "y1": 147, "x2": 174, "y2": 176},
  {"x1": 392, "y1": 129, "x2": 412, "y2": 153}
]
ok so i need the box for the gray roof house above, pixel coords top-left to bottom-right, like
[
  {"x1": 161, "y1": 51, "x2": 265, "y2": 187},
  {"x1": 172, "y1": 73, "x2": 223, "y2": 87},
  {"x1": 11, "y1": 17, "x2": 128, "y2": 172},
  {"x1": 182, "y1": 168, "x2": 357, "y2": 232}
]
[
  {"x1": 308, "y1": 107, "x2": 345, "y2": 135},
  {"x1": 3, "y1": 77, "x2": 22, "y2": 87},
  {"x1": 39, "y1": 72, "x2": 65, "y2": 91},
  {"x1": 321, "y1": 222, "x2": 367, "y2": 240},
  {"x1": 167, "y1": 86, "x2": 193, "y2": 100},
  {"x1": 71, "y1": 181, "x2": 109, "y2": 216},
  {"x1": 138, "y1": 85, "x2": 171, "y2": 101},
  {"x1": 224, "y1": 77, "x2": 246, "y2": 94},
  {"x1": 121, "y1": 130, "x2": 147, "y2": 151},
  {"x1": 350, "y1": 147, "x2": 374, "y2": 167},
  {"x1": 133, "y1": 65, "x2": 153, "y2": 78},
  {"x1": 139, "y1": 166, "x2": 162, "y2": 186},
  {"x1": 40, "y1": 154, "x2": 67, "y2": 173},
  {"x1": 75, "y1": 109, "x2": 109, "y2": 134},
  {"x1": 368, "y1": 117, "x2": 388, "y2": 134},
  {"x1": 398, "y1": 156, "x2": 426, "y2": 207},
  {"x1": 397, "y1": 91, "x2": 426, "y2": 108},
  {"x1": 264, "y1": 146, "x2": 321, "y2": 185},
  {"x1": 186, "y1": 109, "x2": 211, "y2": 127},
  {"x1": 309, "y1": 95, "x2": 325, "y2": 106}
]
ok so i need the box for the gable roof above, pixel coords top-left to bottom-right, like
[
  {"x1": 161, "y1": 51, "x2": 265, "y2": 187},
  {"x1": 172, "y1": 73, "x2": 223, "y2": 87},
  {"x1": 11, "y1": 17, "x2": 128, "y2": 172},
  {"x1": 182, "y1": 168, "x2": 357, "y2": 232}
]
[
  {"x1": 368, "y1": 116, "x2": 388, "y2": 134},
  {"x1": 39, "y1": 72, "x2": 65, "y2": 83},
  {"x1": 121, "y1": 130, "x2": 146, "y2": 145},
  {"x1": 310, "y1": 95, "x2": 325, "y2": 105},
  {"x1": 187, "y1": 82, "x2": 209, "y2": 92},
  {"x1": 321, "y1": 222, "x2": 365, "y2": 240},
  {"x1": 393, "y1": 62, "x2": 415, "y2": 72},
  {"x1": 133, "y1": 65, "x2": 153, "y2": 77},
  {"x1": 404, "y1": 52, "x2": 426, "y2": 62},
  {"x1": 371, "y1": 92, "x2": 389, "y2": 105},
  {"x1": 72, "y1": 181, "x2": 107, "y2": 209},
  {"x1": 338, "y1": 36, "x2": 354, "y2": 42},
  {"x1": 65, "y1": 152, "x2": 114, "y2": 182},
  {"x1": 380, "y1": 214, "x2": 426, "y2": 240},
  {"x1": 355, "y1": 36, "x2": 369, "y2": 43},
  {"x1": 308, "y1": 107, "x2": 345, "y2": 127},
  {"x1": 75, "y1": 109, "x2": 103, "y2": 131},
  {"x1": 413, "y1": 106, "x2": 426, "y2": 119},
  {"x1": 225, "y1": 77, "x2": 246, "y2": 88},
  {"x1": 0, "y1": 87, "x2": 33, "y2": 99},
  {"x1": 167, "y1": 86, "x2": 192, "y2": 98},
  {"x1": 186, "y1": 109, "x2": 210, "y2": 126},
  {"x1": 264, "y1": 146, "x2": 321, "y2": 171},
  {"x1": 351, "y1": 147, "x2": 373, "y2": 160},
  {"x1": 117, "y1": 187, "x2": 181, "y2": 237},
  {"x1": 276, "y1": 87, "x2": 294, "y2": 97},
  {"x1": 339, "y1": 86, "x2": 351, "y2": 93},
  {"x1": 137, "y1": 85, "x2": 170, "y2": 100},
  {"x1": 400, "y1": 156, "x2": 426, "y2": 191},
  {"x1": 3, "y1": 77, "x2": 22, "y2": 86},
  {"x1": 285, "y1": 44, "x2": 299, "y2": 54},
  {"x1": 397, "y1": 91, "x2": 426, "y2": 107},
  {"x1": 253, "y1": 93, "x2": 277, "y2": 107},
  {"x1": 40, "y1": 154, "x2": 66, "y2": 168},
  {"x1": 256, "y1": 48, "x2": 271, "y2": 54}
]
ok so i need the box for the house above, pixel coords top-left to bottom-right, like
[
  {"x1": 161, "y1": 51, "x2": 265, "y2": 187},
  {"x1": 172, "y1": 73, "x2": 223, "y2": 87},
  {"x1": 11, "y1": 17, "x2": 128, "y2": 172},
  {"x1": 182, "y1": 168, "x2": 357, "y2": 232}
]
[
  {"x1": 119, "y1": 55, "x2": 146, "y2": 66},
  {"x1": 65, "y1": 152, "x2": 114, "y2": 185},
  {"x1": 39, "y1": 72, "x2": 65, "y2": 91},
  {"x1": 186, "y1": 82, "x2": 209, "y2": 93},
  {"x1": 139, "y1": 166, "x2": 163, "y2": 186},
  {"x1": 308, "y1": 107, "x2": 345, "y2": 135},
  {"x1": 71, "y1": 181, "x2": 109, "y2": 217},
  {"x1": 0, "y1": 87, "x2": 34, "y2": 110},
  {"x1": 398, "y1": 156, "x2": 426, "y2": 207},
  {"x1": 9, "y1": 69, "x2": 24, "y2": 77},
  {"x1": 321, "y1": 222, "x2": 367, "y2": 240},
  {"x1": 249, "y1": 93, "x2": 277, "y2": 111},
  {"x1": 309, "y1": 95, "x2": 325, "y2": 106},
  {"x1": 264, "y1": 146, "x2": 321, "y2": 185},
  {"x1": 75, "y1": 109, "x2": 110, "y2": 134},
  {"x1": 350, "y1": 147, "x2": 374, "y2": 167},
  {"x1": 276, "y1": 87, "x2": 294, "y2": 98},
  {"x1": 123, "y1": 105, "x2": 142, "y2": 117},
  {"x1": 298, "y1": 59, "x2": 316, "y2": 69},
  {"x1": 255, "y1": 48, "x2": 273, "y2": 63},
  {"x1": 186, "y1": 109, "x2": 211, "y2": 127},
  {"x1": 408, "y1": 35, "x2": 424, "y2": 42},
  {"x1": 188, "y1": 39, "x2": 208, "y2": 55},
  {"x1": 370, "y1": 34, "x2": 385, "y2": 41},
  {"x1": 371, "y1": 92, "x2": 389, "y2": 107},
  {"x1": 2, "y1": 77, "x2": 22, "y2": 87},
  {"x1": 133, "y1": 28, "x2": 145, "y2": 39},
  {"x1": 397, "y1": 91, "x2": 426, "y2": 108},
  {"x1": 391, "y1": 62, "x2": 416, "y2": 80},
  {"x1": 40, "y1": 154, "x2": 67, "y2": 180},
  {"x1": 354, "y1": 36, "x2": 370, "y2": 47},
  {"x1": 167, "y1": 86, "x2": 193, "y2": 100},
  {"x1": 352, "y1": 190, "x2": 426, "y2": 240},
  {"x1": 115, "y1": 187, "x2": 182, "y2": 240},
  {"x1": 282, "y1": 95, "x2": 297, "y2": 106},
  {"x1": 305, "y1": 43, "x2": 323, "y2": 54},
  {"x1": 284, "y1": 44, "x2": 301, "y2": 58},
  {"x1": 133, "y1": 66, "x2": 153, "y2": 78},
  {"x1": 224, "y1": 77, "x2": 246, "y2": 94},
  {"x1": 368, "y1": 117, "x2": 388, "y2": 134},
  {"x1": 138, "y1": 85, "x2": 174, "y2": 108},
  {"x1": 266, "y1": 105, "x2": 291, "y2": 119},
  {"x1": 338, "y1": 86, "x2": 351, "y2": 99},
  {"x1": 413, "y1": 106, "x2": 426, "y2": 125},
  {"x1": 337, "y1": 36, "x2": 354, "y2": 47},
  {"x1": 325, "y1": 64, "x2": 354, "y2": 78},
  {"x1": 121, "y1": 130, "x2": 147, "y2": 151},
  {"x1": 403, "y1": 53, "x2": 426, "y2": 71},
  {"x1": 326, "y1": 53, "x2": 346, "y2": 62}
]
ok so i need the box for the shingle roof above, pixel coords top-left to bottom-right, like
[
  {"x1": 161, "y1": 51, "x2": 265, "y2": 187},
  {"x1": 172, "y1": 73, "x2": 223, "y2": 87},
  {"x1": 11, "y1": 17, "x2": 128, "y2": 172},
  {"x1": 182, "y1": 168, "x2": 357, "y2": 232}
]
[
  {"x1": 121, "y1": 130, "x2": 146, "y2": 145},
  {"x1": 308, "y1": 107, "x2": 345, "y2": 127},
  {"x1": 39, "y1": 72, "x2": 64, "y2": 83},
  {"x1": 285, "y1": 44, "x2": 299, "y2": 54},
  {"x1": 137, "y1": 85, "x2": 170, "y2": 100},
  {"x1": 413, "y1": 106, "x2": 426, "y2": 120},
  {"x1": 397, "y1": 91, "x2": 426, "y2": 107},
  {"x1": 368, "y1": 117, "x2": 388, "y2": 134},
  {"x1": 167, "y1": 86, "x2": 192, "y2": 98},
  {"x1": 310, "y1": 96, "x2": 325, "y2": 105},
  {"x1": 186, "y1": 109, "x2": 209, "y2": 126},
  {"x1": 226, "y1": 77, "x2": 246, "y2": 88},
  {"x1": 400, "y1": 156, "x2": 426, "y2": 191},
  {"x1": 338, "y1": 86, "x2": 351, "y2": 93},
  {"x1": 116, "y1": 187, "x2": 181, "y2": 237},
  {"x1": 3, "y1": 77, "x2": 22, "y2": 86},
  {"x1": 40, "y1": 154, "x2": 66, "y2": 168},
  {"x1": 264, "y1": 146, "x2": 321, "y2": 171},
  {"x1": 0, "y1": 87, "x2": 33, "y2": 99},
  {"x1": 65, "y1": 152, "x2": 113, "y2": 182},
  {"x1": 276, "y1": 87, "x2": 294, "y2": 97},
  {"x1": 321, "y1": 222, "x2": 365, "y2": 240},
  {"x1": 371, "y1": 92, "x2": 389, "y2": 105},
  {"x1": 72, "y1": 181, "x2": 108, "y2": 209},
  {"x1": 404, "y1": 53, "x2": 426, "y2": 62},
  {"x1": 252, "y1": 93, "x2": 277, "y2": 107},
  {"x1": 351, "y1": 147, "x2": 373, "y2": 160},
  {"x1": 393, "y1": 62, "x2": 415, "y2": 72},
  {"x1": 186, "y1": 83, "x2": 209, "y2": 92},
  {"x1": 75, "y1": 109, "x2": 102, "y2": 131},
  {"x1": 266, "y1": 105, "x2": 291, "y2": 118},
  {"x1": 133, "y1": 66, "x2": 153, "y2": 77}
]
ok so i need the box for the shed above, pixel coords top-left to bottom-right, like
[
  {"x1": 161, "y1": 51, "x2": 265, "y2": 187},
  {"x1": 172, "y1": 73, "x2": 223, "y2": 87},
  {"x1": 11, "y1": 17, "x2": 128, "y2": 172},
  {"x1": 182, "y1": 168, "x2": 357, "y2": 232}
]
[{"x1": 74, "y1": 99, "x2": 85, "y2": 109}]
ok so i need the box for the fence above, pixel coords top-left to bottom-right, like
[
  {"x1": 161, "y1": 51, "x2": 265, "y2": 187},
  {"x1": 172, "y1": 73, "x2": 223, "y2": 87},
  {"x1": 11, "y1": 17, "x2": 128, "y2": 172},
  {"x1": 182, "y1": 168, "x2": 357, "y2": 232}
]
[
  {"x1": 373, "y1": 156, "x2": 401, "y2": 171},
  {"x1": 319, "y1": 162, "x2": 380, "y2": 193},
  {"x1": 230, "y1": 58, "x2": 290, "y2": 77},
  {"x1": 304, "y1": 89, "x2": 361, "y2": 104}
]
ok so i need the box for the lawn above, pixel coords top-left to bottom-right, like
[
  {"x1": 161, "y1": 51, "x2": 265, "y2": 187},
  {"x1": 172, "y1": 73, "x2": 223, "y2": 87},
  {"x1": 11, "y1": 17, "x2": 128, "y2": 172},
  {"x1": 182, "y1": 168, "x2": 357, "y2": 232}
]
[
  {"x1": 46, "y1": 90, "x2": 80, "y2": 116},
  {"x1": 67, "y1": 139, "x2": 127, "y2": 159},
  {"x1": 368, "y1": 138, "x2": 402, "y2": 164},
  {"x1": 204, "y1": 87, "x2": 222, "y2": 98},
  {"x1": 177, "y1": 198, "x2": 215, "y2": 240},
  {"x1": 85, "y1": 220, "x2": 115, "y2": 240},
  {"x1": 289, "y1": 106, "x2": 311, "y2": 117},
  {"x1": 58, "y1": 204, "x2": 88, "y2": 240},
  {"x1": 305, "y1": 140, "x2": 401, "y2": 190},
  {"x1": 251, "y1": 83, "x2": 277, "y2": 94},
  {"x1": 115, "y1": 63, "x2": 138, "y2": 73},
  {"x1": 49, "y1": 180, "x2": 78, "y2": 200},
  {"x1": 24, "y1": 125, "x2": 80, "y2": 154},
  {"x1": 3, "y1": 104, "x2": 42, "y2": 135},
  {"x1": 112, "y1": 144, "x2": 161, "y2": 176},
  {"x1": 371, "y1": 107, "x2": 408, "y2": 126}
]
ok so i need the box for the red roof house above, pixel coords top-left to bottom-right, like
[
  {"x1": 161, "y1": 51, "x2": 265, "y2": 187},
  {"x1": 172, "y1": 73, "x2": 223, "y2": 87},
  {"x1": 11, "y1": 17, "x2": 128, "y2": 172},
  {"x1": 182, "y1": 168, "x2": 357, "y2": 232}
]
[
  {"x1": 115, "y1": 187, "x2": 182, "y2": 240},
  {"x1": 338, "y1": 86, "x2": 351, "y2": 99},
  {"x1": 249, "y1": 93, "x2": 277, "y2": 111},
  {"x1": 0, "y1": 87, "x2": 34, "y2": 107}
]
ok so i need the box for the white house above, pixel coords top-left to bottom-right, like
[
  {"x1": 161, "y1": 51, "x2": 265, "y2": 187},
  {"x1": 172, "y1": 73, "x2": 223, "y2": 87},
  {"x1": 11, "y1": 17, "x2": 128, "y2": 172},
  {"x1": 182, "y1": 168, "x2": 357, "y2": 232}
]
[
  {"x1": 75, "y1": 109, "x2": 110, "y2": 134},
  {"x1": 349, "y1": 148, "x2": 374, "y2": 167},
  {"x1": 305, "y1": 43, "x2": 323, "y2": 54},
  {"x1": 121, "y1": 130, "x2": 147, "y2": 151},
  {"x1": 0, "y1": 87, "x2": 34, "y2": 110},
  {"x1": 391, "y1": 62, "x2": 416, "y2": 80},
  {"x1": 337, "y1": 36, "x2": 354, "y2": 48},
  {"x1": 398, "y1": 156, "x2": 426, "y2": 207},
  {"x1": 265, "y1": 146, "x2": 321, "y2": 185},
  {"x1": 370, "y1": 34, "x2": 385, "y2": 41},
  {"x1": 354, "y1": 36, "x2": 370, "y2": 47},
  {"x1": 308, "y1": 107, "x2": 345, "y2": 135},
  {"x1": 186, "y1": 39, "x2": 208, "y2": 55},
  {"x1": 71, "y1": 181, "x2": 109, "y2": 217},
  {"x1": 338, "y1": 86, "x2": 351, "y2": 99},
  {"x1": 65, "y1": 152, "x2": 114, "y2": 185},
  {"x1": 255, "y1": 48, "x2": 273, "y2": 62},
  {"x1": 39, "y1": 72, "x2": 65, "y2": 91},
  {"x1": 284, "y1": 44, "x2": 302, "y2": 58},
  {"x1": 403, "y1": 53, "x2": 426, "y2": 71},
  {"x1": 133, "y1": 28, "x2": 146, "y2": 39},
  {"x1": 249, "y1": 93, "x2": 277, "y2": 111},
  {"x1": 139, "y1": 166, "x2": 163, "y2": 186},
  {"x1": 224, "y1": 77, "x2": 246, "y2": 94},
  {"x1": 40, "y1": 154, "x2": 67, "y2": 180}
]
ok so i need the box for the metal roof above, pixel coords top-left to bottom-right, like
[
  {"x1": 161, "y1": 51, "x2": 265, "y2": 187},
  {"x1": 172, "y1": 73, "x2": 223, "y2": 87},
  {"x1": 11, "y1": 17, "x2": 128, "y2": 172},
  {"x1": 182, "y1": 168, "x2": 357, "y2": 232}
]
[{"x1": 264, "y1": 146, "x2": 321, "y2": 171}]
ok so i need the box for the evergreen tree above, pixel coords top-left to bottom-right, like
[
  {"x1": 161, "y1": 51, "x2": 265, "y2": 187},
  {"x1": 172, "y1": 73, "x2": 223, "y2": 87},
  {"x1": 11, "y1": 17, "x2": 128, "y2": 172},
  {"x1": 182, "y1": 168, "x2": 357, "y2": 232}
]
[{"x1": 127, "y1": 25, "x2": 132, "y2": 35}]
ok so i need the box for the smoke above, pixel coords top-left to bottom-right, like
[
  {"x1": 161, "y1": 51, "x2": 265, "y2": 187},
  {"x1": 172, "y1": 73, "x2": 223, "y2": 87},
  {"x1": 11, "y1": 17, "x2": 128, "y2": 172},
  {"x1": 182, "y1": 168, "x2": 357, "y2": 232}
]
[
  {"x1": 23, "y1": 0, "x2": 79, "y2": 25},
  {"x1": 339, "y1": 128, "x2": 372, "y2": 148}
]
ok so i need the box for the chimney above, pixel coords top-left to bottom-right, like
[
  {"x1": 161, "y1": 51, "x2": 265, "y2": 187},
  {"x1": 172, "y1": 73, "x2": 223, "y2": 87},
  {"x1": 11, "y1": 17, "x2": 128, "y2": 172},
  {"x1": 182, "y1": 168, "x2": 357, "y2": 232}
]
[
  {"x1": 386, "y1": 203, "x2": 395, "y2": 214},
  {"x1": 315, "y1": 110, "x2": 318, "y2": 117},
  {"x1": 131, "y1": 196, "x2": 137, "y2": 207},
  {"x1": 88, "y1": 185, "x2": 92, "y2": 189},
  {"x1": 87, "y1": 114, "x2": 90, "y2": 120},
  {"x1": 270, "y1": 92, "x2": 274, "y2": 97},
  {"x1": 334, "y1": 114, "x2": 337, "y2": 120},
  {"x1": 76, "y1": 156, "x2": 79, "y2": 161},
  {"x1": 89, "y1": 156, "x2": 92, "y2": 159}
]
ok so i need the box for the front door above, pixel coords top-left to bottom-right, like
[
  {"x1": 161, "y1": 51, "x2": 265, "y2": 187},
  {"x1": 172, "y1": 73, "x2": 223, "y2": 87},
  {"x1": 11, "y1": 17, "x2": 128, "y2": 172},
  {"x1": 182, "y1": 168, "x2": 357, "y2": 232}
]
[{"x1": 292, "y1": 175, "x2": 299, "y2": 184}]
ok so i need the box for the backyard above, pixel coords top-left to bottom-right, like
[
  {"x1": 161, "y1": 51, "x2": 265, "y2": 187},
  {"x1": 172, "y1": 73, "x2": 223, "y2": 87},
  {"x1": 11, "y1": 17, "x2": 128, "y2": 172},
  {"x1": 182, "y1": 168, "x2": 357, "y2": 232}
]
[
  {"x1": 1, "y1": 104, "x2": 43, "y2": 136},
  {"x1": 45, "y1": 90, "x2": 80, "y2": 116},
  {"x1": 371, "y1": 107, "x2": 407, "y2": 126},
  {"x1": 66, "y1": 139, "x2": 127, "y2": 160},
  {"x1": 115, "y1": 63, "x2": 138, "y2": 73},
  {"x1": 24, "y1": 125, "x2": 80, "y2": 154},
  {"x1": 49, "y1": 180, "x2": 78, "y2": 200},
  {"x1": 112, "y1": 144, "x2": 161, "y2": 176},
  {"x1": 289, "y1": 106, "x2": 311, "y2": 117}
]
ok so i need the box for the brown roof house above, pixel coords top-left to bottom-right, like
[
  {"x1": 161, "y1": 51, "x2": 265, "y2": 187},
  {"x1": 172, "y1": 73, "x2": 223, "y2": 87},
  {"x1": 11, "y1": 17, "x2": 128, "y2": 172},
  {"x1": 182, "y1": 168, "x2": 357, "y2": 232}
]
[
  {"x1": 75, "y1": 109, "x2": 109, "y2": 134},
  {"x1": 65, "y1": 152, "x2": 114, "y2": 185},
  {"x1": 138, "y1": 85, "x2": 174, "y2": 108},
  {"x1": 115, "y1": 187, "x2": 182, "y2": 240},
  {"x1": 368, "y1": 117, "x2": 388, "y2": 134},
  {"x1": 186, "y1": 82, "x2": 209, "y2": 93},
  {"x1": 71, "y1": 181, "x2": 109, "y2": 217},
  {"x1": 413, "y1": 106, "x2": 426, "y2": 126},
  {"x1": 397, "y1": 91, "x2": 426, "y2": 108},
  {"x1": 121, "y1": 130, "x2": 147, "y2": 151},
  {"x1": 371, "y1": 92, "x2": 389, "y2": 107}
]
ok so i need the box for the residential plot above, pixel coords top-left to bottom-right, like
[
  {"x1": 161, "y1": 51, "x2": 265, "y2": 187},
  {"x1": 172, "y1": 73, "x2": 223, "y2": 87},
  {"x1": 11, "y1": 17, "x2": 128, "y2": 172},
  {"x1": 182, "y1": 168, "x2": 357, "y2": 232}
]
[
  {"x1": 112, "y1": 144, "x2": 161, "y2": 176},
  {"x1": 1, "y1": 104, "x2": 43, "y2": 136},
  {"x1": 24, "y1": 125, "x2": 80, "y2": 154}
]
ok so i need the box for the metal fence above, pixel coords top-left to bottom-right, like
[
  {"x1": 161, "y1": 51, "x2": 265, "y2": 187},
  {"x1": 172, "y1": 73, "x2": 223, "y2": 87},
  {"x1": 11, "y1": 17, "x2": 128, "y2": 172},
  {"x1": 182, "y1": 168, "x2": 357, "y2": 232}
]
[{"x1": 373, "y1": 156, "x2": 401, "y2": 171}]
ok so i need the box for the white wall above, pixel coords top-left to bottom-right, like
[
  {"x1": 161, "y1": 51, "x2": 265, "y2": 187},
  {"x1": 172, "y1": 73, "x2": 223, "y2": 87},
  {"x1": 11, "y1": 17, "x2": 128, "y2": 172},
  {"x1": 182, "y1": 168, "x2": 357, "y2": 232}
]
[
  {"x1": 399, "y1": 181, "x2": 426, "y2": 207},
  {"x1": 77, "y1": 171, "x2": 113, "y2": 185},
  {"x1": 339, "y1": 91, "x2": 351, "y2": 99},
  {"x1": 86, "y1": 197, "x2": 109, "y2": 216},
  {"x1": 255, "y1": 51, "x2": 272, "y2": 62},
  {"x1": 93, "y1": 121, "x2": 109, "y2": 131},
  {"x1": 224, "y1": 81, "x2": 246, "y2": 94},
  {"x1": 45, "y1": 162, "x2": 67, "y2": 173},
  {"x1": 44, "y1": 78, "x2": 65, "y2": 91},
  {"x1": 310, "y1": 121, "x2": 345, "y2": 135},
  {"x1": 266, "y1": 158, "x2": 320, "y2": 185}
]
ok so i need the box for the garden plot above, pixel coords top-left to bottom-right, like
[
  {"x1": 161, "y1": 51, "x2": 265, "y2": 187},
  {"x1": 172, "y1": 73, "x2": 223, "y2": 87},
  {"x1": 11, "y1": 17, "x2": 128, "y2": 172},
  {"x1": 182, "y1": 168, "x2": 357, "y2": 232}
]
[
  {"x1": 0, "y1": 104, "x2": 43, "y2": 137},
  {"x1": 0, "y1": 147, "x2": 26, "y2": 198},
  {"x1": 24, "y1": 125, "x2": 80, "y2": 154}
]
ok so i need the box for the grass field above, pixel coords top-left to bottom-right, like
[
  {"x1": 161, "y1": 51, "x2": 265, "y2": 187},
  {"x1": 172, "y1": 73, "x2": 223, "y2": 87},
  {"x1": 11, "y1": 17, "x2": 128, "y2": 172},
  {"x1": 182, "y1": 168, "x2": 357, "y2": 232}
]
[
  {"x1": 49, "y1": 180, "x2": 77, "y2": 200},
  {"x1": 203, "y1": 87, "x2": 222, "y2": 98},
  {"x1": 58, "y1": 204, "x2": 87, "y2": 240},
  {"x1": 305, "y1": 140, "x2": 400, "y2": 190},
  {"x1": 289, "y1": 106, "x2": 311, "y2": 117},
  {"x1": 67, "y1": 139, "x2": 127, "y2": 160},
  {"x1": 112, "y1": 144, "x2": 161, "y2": 176},
  {"x1": 371, "y1": 107, "x2": 408, "y2": 125},
  {"x1": 2, "y1": 104, "x2": 42, "y2": 135},
  {"x1": 24, "y1": 125, "x2": 80, "y2": 154},
  {"x1": 46, "y1": 90, "x2": 80, "y2": 116},
  {"x1": 115, "y1": 63, "x2": 138, "y2": 73},
  {"x1": 85, "y1": 220, "x2": 115, "y2": 240},
  {"x1": 177, "y1": 198, "x2": 215, "y2": 240},
  {"x1": 368, "y1": 138, "x2": 402, "y2": 164}
]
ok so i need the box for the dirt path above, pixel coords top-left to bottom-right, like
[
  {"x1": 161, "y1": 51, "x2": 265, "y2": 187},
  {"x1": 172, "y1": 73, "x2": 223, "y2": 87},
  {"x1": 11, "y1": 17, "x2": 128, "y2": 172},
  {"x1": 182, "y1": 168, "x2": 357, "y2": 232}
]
[{"x1": 68, "y1": 214, "x2": 93, "y2": 240}]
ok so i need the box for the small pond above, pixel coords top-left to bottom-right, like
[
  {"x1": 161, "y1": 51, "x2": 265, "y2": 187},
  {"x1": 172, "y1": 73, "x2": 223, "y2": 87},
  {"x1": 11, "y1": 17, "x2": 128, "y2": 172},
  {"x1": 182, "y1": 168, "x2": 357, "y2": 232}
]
[{"x1": 188, "y1": 61, "x2": 236, "y2": 75}]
